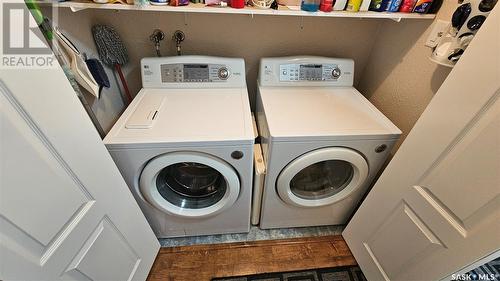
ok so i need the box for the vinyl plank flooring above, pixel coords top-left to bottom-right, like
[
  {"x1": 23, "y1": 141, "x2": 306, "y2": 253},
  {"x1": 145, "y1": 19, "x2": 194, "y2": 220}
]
[{"x1": 147, "y1": 235, "x2": 357, "y2": 281}]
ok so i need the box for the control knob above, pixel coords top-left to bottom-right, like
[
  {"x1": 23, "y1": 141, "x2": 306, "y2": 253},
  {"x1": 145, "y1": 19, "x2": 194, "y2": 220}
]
[
  {"x1": 331, "y1": 67, "x2": 341, "y2": 79},
  {"x1": 218, "y1": 67, "x2": 230, "y2": 80}
]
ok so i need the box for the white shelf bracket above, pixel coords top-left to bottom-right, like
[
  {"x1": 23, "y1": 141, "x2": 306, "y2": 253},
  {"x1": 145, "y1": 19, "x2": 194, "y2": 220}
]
[{"x1": 391, "y1": 17, "x2": 402, "y2": 22}]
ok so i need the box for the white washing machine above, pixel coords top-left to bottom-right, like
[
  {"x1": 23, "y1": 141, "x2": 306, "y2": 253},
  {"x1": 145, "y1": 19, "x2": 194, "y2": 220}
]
[
  {"x1": 255, "y1": 56, "x2": 401, "y2": 229},
  {"x1": 104, "y1": 56, "x2": 254, "y2": 238}
]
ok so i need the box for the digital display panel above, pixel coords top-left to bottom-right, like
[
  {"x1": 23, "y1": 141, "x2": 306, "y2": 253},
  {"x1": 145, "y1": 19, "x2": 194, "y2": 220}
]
[
  {"x1": 300, "y1": 64, "x2": 323, "y2": 80},
  {"x1": 183, "y1": 64, "x2": 209, "y2": 81}
]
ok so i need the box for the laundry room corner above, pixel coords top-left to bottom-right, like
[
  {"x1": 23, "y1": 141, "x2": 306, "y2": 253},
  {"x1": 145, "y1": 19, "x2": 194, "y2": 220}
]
[{"x1": 357, "y1": 0, "x2": 457, "y2": 150}]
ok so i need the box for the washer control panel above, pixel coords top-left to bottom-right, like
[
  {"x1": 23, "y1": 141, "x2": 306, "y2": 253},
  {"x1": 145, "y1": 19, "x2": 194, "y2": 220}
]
[
  {"x1": 160, "y1": 63, "x2": 230, "y2": 83},
  {"x1": 279, "y1": 64, "x2": 341, "y2": 81},
  {"x1": 259, "y1": 57, "x2": 354, "y2": 87},
  {"x1": 142, "y1": 56, "x2": 246, "y2": 88}
]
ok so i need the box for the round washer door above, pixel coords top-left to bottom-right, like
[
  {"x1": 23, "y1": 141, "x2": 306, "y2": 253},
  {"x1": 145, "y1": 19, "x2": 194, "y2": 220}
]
[
  {"x1": 140, "y1": 152, "x2": 240, "y2": 218},
  {"x1": 277, "y1": 147, "x2": 369, "y2": 208}
]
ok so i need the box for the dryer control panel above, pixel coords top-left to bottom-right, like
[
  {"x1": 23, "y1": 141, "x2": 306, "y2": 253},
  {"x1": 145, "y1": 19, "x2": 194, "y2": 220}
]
[
  {"x1": 259, "y1": 57, "x2": 354, "y2": 87},
  {"x1": 279, "y1": 64, "x2": 341, "y2": 82}
]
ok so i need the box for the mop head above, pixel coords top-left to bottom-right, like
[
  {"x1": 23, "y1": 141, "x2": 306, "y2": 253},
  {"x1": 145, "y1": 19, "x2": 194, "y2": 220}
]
[{"x1": 91, "y1": 25, "x2": 129, "y2": 66}]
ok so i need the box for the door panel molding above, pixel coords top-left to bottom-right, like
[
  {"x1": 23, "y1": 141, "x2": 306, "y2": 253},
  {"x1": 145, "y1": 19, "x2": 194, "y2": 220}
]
[
  {"x1": 362, "y1": 242, "x2": 390, "y2": 281},
  {"x1": 364, "y1": 202, "x2": 446, "y2": 279},
  {"x1": 413, "y1": 186, "x2": 467, "y2": 238},
  {"x1": 2, "y1": 110, "x2": 91, "y2": 246},
  {"x1": 416, "y1": 89, "x2": 500, "y2": 187},
  {"x1": 0, "y1": 215, "x2": 45, "y2": 262},
  {"x1": 64, "y1": 216, "x2": 141, "y2": 281},
  {"x1": 40, "y1": 201, "x2": 96, "y2": 266},
  {"x1": 0, "y1": 80, "x2": 94, "y2": 200}
]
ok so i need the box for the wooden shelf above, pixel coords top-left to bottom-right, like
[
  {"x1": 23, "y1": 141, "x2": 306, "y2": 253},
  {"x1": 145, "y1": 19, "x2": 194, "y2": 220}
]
[{"x1": 48, "y1": 0, "x2": 436, "y2": 21}]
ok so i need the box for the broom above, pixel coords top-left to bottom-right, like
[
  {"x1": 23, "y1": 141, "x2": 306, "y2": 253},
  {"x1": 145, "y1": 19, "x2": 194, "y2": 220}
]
[{"x1": 92, "y1": 25, "x2": 132, "y2": 104}]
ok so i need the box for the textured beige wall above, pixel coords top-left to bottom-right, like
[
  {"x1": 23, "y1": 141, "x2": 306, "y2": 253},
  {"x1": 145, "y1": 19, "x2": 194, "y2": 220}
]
[
  {"x1": 358, "y1": 0, "x2": 456, "y2": 150},
  {"x1": 54, "y1": 9, "x2": 384, "y2": 131}
]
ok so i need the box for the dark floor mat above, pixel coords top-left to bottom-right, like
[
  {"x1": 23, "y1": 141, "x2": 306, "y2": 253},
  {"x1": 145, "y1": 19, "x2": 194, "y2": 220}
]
[{"x1": 212, "y1": 266, "x2": 366, "y2": 281}]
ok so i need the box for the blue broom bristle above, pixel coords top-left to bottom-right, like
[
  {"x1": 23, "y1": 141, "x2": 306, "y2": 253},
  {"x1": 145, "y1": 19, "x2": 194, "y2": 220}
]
[{"x1": 86, "y1": 58, "x2": 110, "y2": 89}]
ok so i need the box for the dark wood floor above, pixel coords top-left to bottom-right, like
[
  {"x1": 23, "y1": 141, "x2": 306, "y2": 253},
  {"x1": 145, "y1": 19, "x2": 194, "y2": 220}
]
[{"x1": 147, "y1": 235, "x2": 357, "y2": 281}]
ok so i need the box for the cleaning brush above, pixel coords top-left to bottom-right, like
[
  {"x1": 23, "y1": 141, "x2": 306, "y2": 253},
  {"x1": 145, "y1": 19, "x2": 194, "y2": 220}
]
[{"x1": 92, "y1": 24, "x2": 132, "y2": 104}]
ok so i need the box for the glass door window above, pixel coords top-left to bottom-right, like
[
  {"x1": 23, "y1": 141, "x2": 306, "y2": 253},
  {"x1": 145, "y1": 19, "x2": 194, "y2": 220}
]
[
  {"x1": 290, "y1": 160, "x2": 354, "y2": 200},
  {"x1": 156, "y1": 162, "x2": 227, "y2": 209},
  {"x1": 277, "y1": 147, "x2": 369, "y2": 208},
  {"x1": 140, "y1": 152, "x2": 240, "y2": 218}
]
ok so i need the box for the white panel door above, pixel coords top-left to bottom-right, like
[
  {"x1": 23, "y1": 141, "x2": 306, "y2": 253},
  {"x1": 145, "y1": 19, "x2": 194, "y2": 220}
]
[
  {"x1": 0, "y1": 5, "x2": 160, "y2": 281},
  {"x1": 343, "y1": 5, "x2": 500, "y2": 281}
]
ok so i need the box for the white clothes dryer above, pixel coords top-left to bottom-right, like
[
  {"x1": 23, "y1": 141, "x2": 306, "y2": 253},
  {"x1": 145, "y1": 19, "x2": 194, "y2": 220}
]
[
  {"x1": 104, "y1": 56, "x2": 254, "y2": 238},
  {"x1": 255, "y1": 56, "x2": 401, "y2": 229}
]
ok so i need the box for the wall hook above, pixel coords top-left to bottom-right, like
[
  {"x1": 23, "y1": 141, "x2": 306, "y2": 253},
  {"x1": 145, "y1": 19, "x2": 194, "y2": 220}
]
[
  {"x1": 300, "y1": 16, "x2": 304, "y2": 30},
  {"x1": 184, "y1": 12, "x2": 188, "y2": 26}
]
